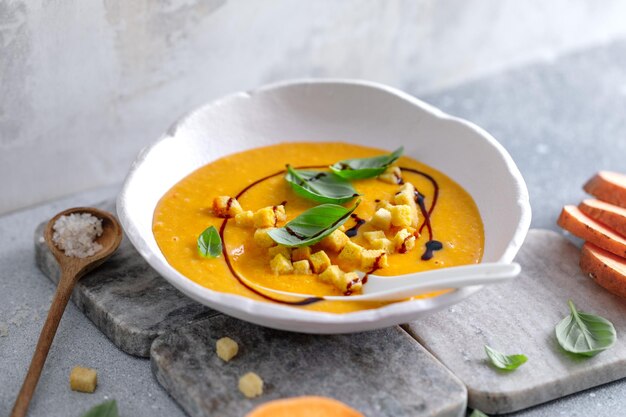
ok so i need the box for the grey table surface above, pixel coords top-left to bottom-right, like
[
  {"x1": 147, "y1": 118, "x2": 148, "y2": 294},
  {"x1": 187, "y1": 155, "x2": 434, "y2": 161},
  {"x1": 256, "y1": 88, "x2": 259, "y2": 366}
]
[{"x1": 1, "y1": 39, "x2": 626, "y2": 416}]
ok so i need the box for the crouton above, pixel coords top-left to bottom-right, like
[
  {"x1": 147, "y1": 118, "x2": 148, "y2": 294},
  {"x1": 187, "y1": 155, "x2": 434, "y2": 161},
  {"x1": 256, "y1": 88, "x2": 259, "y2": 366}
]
[
  {"x1": 216, "y1": 337, "x2": 239, "y2": 362},
  {"x1": 394, "y1": 228, "x2": 416, "y2": 253},
  {"x1": 363, "y1": 230, "x2": 386, "y2": 244},
  {"x1": 213, "y1": 196, "x2": 243, "y2": 218},
  {"x1": 291, "y1": 246, "x2": 312, "y2": 262},
  {"x1": 370, "y1": 208, "x2": 392, "y2": 230},
  {"x1": 378, "y1": 166, "x2": 403, "y2": 184},
  {"x1": 390, "y1": 205, "x2": 414, "y2": 228},
  {"x1": 371, "y1": 238, "x2": 395, "y2": 253},
  {"x1": 254, "y1": 228, "x2": 277, "y2": 248},
  {"x1": 293, "y1": 260, "x2": 312, "y2": 275},
  {"x1": 268, "y1": 245, "x2": 291, "y2": 260},
  {"x1": 337, "y1": 241, "x2": 364, "y2": 265},
  {"x1": 239, "y1": 372, "x2": 263, "y2": 398},
  {"x1": 320, "y1": 229, "x2": 350, "y2": 252},
  {"x1": 361, "y1": 250, "x2": 388, "y2": 271},
  {"x1": 309, "y1": 250, "x2": 331, "y2": 273},
  {"x1": 270, "y1": 254, "x2": 294, "y2": 275},
  {"x1": 70, "y1": 366, "x2": 97, "y2": 393}
]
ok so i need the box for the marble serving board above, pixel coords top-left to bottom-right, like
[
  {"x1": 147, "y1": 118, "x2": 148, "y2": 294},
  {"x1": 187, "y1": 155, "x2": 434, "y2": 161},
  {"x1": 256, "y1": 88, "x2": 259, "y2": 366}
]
[
  {"x1": 151, "y1": 315, "x2": 467, "y2": 417},
  {"x1": 35, "y1": 201, "x2": 218, "y2": 357},
  {"x1": 405, "y1": 229, "x2": 626, "y2": 415}
]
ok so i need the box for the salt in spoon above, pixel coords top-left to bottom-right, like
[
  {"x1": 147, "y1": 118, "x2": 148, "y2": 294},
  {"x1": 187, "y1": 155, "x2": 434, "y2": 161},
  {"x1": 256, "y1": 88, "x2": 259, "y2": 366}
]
[{"x1": 11, "y1": 207, "x2": 122, "y2": 417}]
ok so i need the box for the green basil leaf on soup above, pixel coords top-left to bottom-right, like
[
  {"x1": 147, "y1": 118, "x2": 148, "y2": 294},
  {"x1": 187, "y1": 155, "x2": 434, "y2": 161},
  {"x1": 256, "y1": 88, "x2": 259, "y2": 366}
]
[
  {"x1": 555, "y1": 300, "x2": 616, "y2": 357},
  {"x1": 329, "y1": 147, "x2": 404, "y2": 179},
  {"x1": 268, "y1": 201, "x2": 359, "y2": 247},
  {"x1": 484, "y1": 345, "x2": 527, "y2": 371},
  {"x1": 285, "y1": 165, "x2": 359, "y2": 204},
  {"x1": 197, "y1": 226, "x2": 222, "y2": 258}
]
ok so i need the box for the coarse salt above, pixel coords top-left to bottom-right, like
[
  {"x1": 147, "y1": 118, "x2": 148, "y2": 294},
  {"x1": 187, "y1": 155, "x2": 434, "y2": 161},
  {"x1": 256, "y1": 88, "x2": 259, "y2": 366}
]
[{"x1": 52, "y1": 213, "x2": 103, "y2": 258}]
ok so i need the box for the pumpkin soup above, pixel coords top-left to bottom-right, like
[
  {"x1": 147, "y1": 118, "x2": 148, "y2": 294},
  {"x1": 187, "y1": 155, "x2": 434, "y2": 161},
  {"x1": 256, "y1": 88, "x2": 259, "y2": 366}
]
[{"x1": 153, "y1": 142, "x2": 484, "y2": 313}]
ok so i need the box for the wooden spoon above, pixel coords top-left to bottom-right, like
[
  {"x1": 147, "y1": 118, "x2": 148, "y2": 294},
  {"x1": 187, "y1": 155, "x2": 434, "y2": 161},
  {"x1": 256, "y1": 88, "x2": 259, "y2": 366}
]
[{"x1": 11, "y1": 207, "x2": 123, "y2": 417}]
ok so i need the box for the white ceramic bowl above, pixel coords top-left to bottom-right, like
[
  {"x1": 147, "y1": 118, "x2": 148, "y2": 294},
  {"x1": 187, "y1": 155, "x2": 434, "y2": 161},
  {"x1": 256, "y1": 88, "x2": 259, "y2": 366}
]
[{"x1": 117, "y1": 79, "x2": 531, "y2": 333}]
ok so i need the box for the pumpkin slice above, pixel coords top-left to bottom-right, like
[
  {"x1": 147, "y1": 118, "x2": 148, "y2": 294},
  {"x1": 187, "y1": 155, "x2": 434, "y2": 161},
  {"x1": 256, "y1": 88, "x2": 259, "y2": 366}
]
[
  {"x1": 584, "y1": 171, "x2": 626, "y2": 209},
  {"x1": 557, "y1": 205, "x2": 626, "y2": 257},
  {"x1": 245, "y1": 396, "x2": 364, "y2": 417},
  {"x1": 579, "y1": 199, "x2": 626, "y2": 237},
  {"x1": 581, "y1": 242, "x2": 626, "y2": 299}
]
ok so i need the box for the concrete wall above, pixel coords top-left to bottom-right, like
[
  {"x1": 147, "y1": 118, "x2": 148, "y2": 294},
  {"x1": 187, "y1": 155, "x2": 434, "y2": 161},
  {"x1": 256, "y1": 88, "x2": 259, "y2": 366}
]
[{"x1": 2, "y1": 0, "x2": 626, "y2": 215}]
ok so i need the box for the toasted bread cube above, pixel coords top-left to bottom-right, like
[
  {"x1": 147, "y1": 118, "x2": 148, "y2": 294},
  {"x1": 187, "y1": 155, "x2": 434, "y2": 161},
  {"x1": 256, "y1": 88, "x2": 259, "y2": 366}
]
[
  {"x1": 309, "y1": 250, "x2": 331, "y2": 273},
  {"x1": 213, "y1": 196, "x2": 243, "y2": 218},
  {"x1": 337, "y1": 241, "x2": 364, "y2": 265},
  {"x1": 394, "y1": 228, "x2": 416, "y2": 252},
  {"x1": 318, "y1": 265, "x2": 344, "y2": 285},
  {"x1": 292, "y1": 260, "x2": 312, "y2": 275},
  {"x1": 371, "y1": 238, "x2": 395, "y2": 253},
  {"x1": 270, "y1": 253, "x2": 293, "y2": 275},
  {"x1": 363, "y1": 230, "x2": 386, "y2": 244},
  {"x1": 361, "y1": 249, "x2": 388, "y2": 271},
  {"x1": 320, "y1": 229, "x2": 350, "y2": 252},
  {"x1": 235, "y1": 210, "x2": 254, "y2": 227},
  {"x1": 319, "y1": 266, "x2": 362, "y2": 293},
  {"x1": 370, "y1": 208, "x2": 392, "y2": 230},
  {"x1": 338, "y1": 224, "x2": 347, "y2": 232},
  {"x1": 239, "y1": 372, "x2": 263, "y2": 398},
  {"x1": 390, "y1": 205, "x2": 413, "y2": 228},
  {"x1": 274, "y1": 204, "x2": 287, "y2": 223},
  {"x1": 268, "y1": 245, "x2": 291, "y2": 260},
  {"x1": 394, "y1": 183, "x2": 419, "y2": 227},
  {"x1": 343, "y1": 272, "x2": 363, "y2": 293},
  {"x1": 393, "y1": 182, "x2": 415, "y2": 205},
  {"x1": 254, "y1": 228, "x2": 277, "y2": 248},
  {"x1": 70, "y1": 366, "x2": 97, "y2": 393},
  {"x1": 378, "y1": 166, "x2": 403, "y2": 184},
  {"x1": 254, "y1": 207, "x2": 277, "y2": 228},
  {"x1": 291, "y1": 246, "x2": 311, "y2": 262},
  {"x1": 216, "y1": 337, "x2": 239, "y2": 362}
]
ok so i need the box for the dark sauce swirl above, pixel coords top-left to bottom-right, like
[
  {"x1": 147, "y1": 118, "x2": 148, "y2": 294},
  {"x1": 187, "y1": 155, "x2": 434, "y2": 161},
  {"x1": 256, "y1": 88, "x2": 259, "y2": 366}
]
[{"x1": 216, "y1": 164, "x2": 443, "y2": 306}]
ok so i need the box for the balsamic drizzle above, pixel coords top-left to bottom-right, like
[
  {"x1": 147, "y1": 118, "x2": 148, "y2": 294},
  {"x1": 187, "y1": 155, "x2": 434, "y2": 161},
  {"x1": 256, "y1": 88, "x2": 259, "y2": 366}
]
[
  {"x1": 399, "y1": 166, "x2": 443, "y2": 261},
  {"x1": 216, "y1": 164, "x2": 443, "y2": 306},
  {"x1": 345, "y1": 213, "x2": 366, "y2": 238}
]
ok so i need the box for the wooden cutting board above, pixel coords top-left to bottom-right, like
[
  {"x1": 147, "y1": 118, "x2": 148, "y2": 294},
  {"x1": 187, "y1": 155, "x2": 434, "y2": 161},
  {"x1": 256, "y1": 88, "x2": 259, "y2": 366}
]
[{"x1": 405, "y1": 229, "x2": 626, "y2": 414}]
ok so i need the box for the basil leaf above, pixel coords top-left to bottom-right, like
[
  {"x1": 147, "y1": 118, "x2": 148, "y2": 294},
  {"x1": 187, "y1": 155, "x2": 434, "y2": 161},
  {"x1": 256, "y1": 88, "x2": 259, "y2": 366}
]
[
  {"x1": 285, "y1": 165, "x2": 359, "y2": 204},
  {"x1": 484, "y1": 345, "x2": 527, "y2": 371},
  {"x1": 555, "y1": 300, "x2": 616, "y2": 357},
  {"x1": 197, "y1": 226, "x2": 222, "y2": 258},
  {"x1": 268, "y1": 201, "x2": 359, "y2": 247},
  {"x1": 329, "y1": 147, "x2": 404, "y2": 179},
  {"x1": 469, "y1": 410, "x2": 488, "y2": 417},
  {"x1": 81, "y1": 400, "x2": 119, "y2": 417}
]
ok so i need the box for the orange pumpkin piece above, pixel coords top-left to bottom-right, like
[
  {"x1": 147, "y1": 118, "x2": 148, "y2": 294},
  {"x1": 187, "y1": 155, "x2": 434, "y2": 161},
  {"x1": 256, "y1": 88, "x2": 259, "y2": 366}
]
[
  {"x1": 584, "y1": 171, "x2": 626, "y2": 209},
  {"x1": 245, "y1": 396, "x2": 364, "y2": 417},
  {"x1": 580, "y1": 242, "x2": 626, "y2": 299},
  {"x1": 557, "y1": 205, "x2": 626, "y2": 258},
  {"x1": 579, "y1": 199, "x2": 626, "y2": 237}
]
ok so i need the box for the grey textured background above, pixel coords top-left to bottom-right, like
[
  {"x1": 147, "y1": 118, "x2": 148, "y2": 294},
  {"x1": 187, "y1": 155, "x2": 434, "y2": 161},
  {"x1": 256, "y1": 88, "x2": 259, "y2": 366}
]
[
  {"x1": 1, "y1": 39, "x2": 626, "y2": 417},
  {"x1": 3, "y1": 0, "x2": 626, "y2": 214}
]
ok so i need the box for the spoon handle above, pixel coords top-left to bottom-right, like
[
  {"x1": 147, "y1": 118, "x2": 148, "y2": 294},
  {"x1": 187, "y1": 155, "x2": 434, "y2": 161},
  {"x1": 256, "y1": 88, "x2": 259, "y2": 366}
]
[{"x1": 11, "y1": 271, "x2": 78, "y2": 417}]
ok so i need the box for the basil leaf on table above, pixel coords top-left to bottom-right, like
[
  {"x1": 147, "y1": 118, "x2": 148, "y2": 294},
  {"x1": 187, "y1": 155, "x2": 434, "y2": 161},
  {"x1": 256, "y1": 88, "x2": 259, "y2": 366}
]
[
  {"x1": 285, "y1": 165, "x2": 359, "y2": 204},
  {"x1": 484, "y1": 345, "x2": 527, "y2": 371},
  {"x1": 81, "y1": 400, "x2": 119, "y2": 417},
  {"x1": 197, "y1": 226, "x2": 222, "y2": 258},
  {"x1": 329, "y1": 147, "x2": 404, "y2": 179},
  {"x1": 469, "y1": 409, "x2": 489, "y2": 417},
  {"x1": 268, "y1": 201, "x2": 359, "y2": 247},
  {"x1": 555, "y1": 300, "x2": 616, "y2": 357}
]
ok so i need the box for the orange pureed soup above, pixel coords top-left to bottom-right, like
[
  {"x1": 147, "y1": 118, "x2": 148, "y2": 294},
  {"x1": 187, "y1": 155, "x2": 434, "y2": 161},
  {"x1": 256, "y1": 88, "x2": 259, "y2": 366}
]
[{"x1": 153, "y1": 142, "x2": 484, "y2": 313}]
